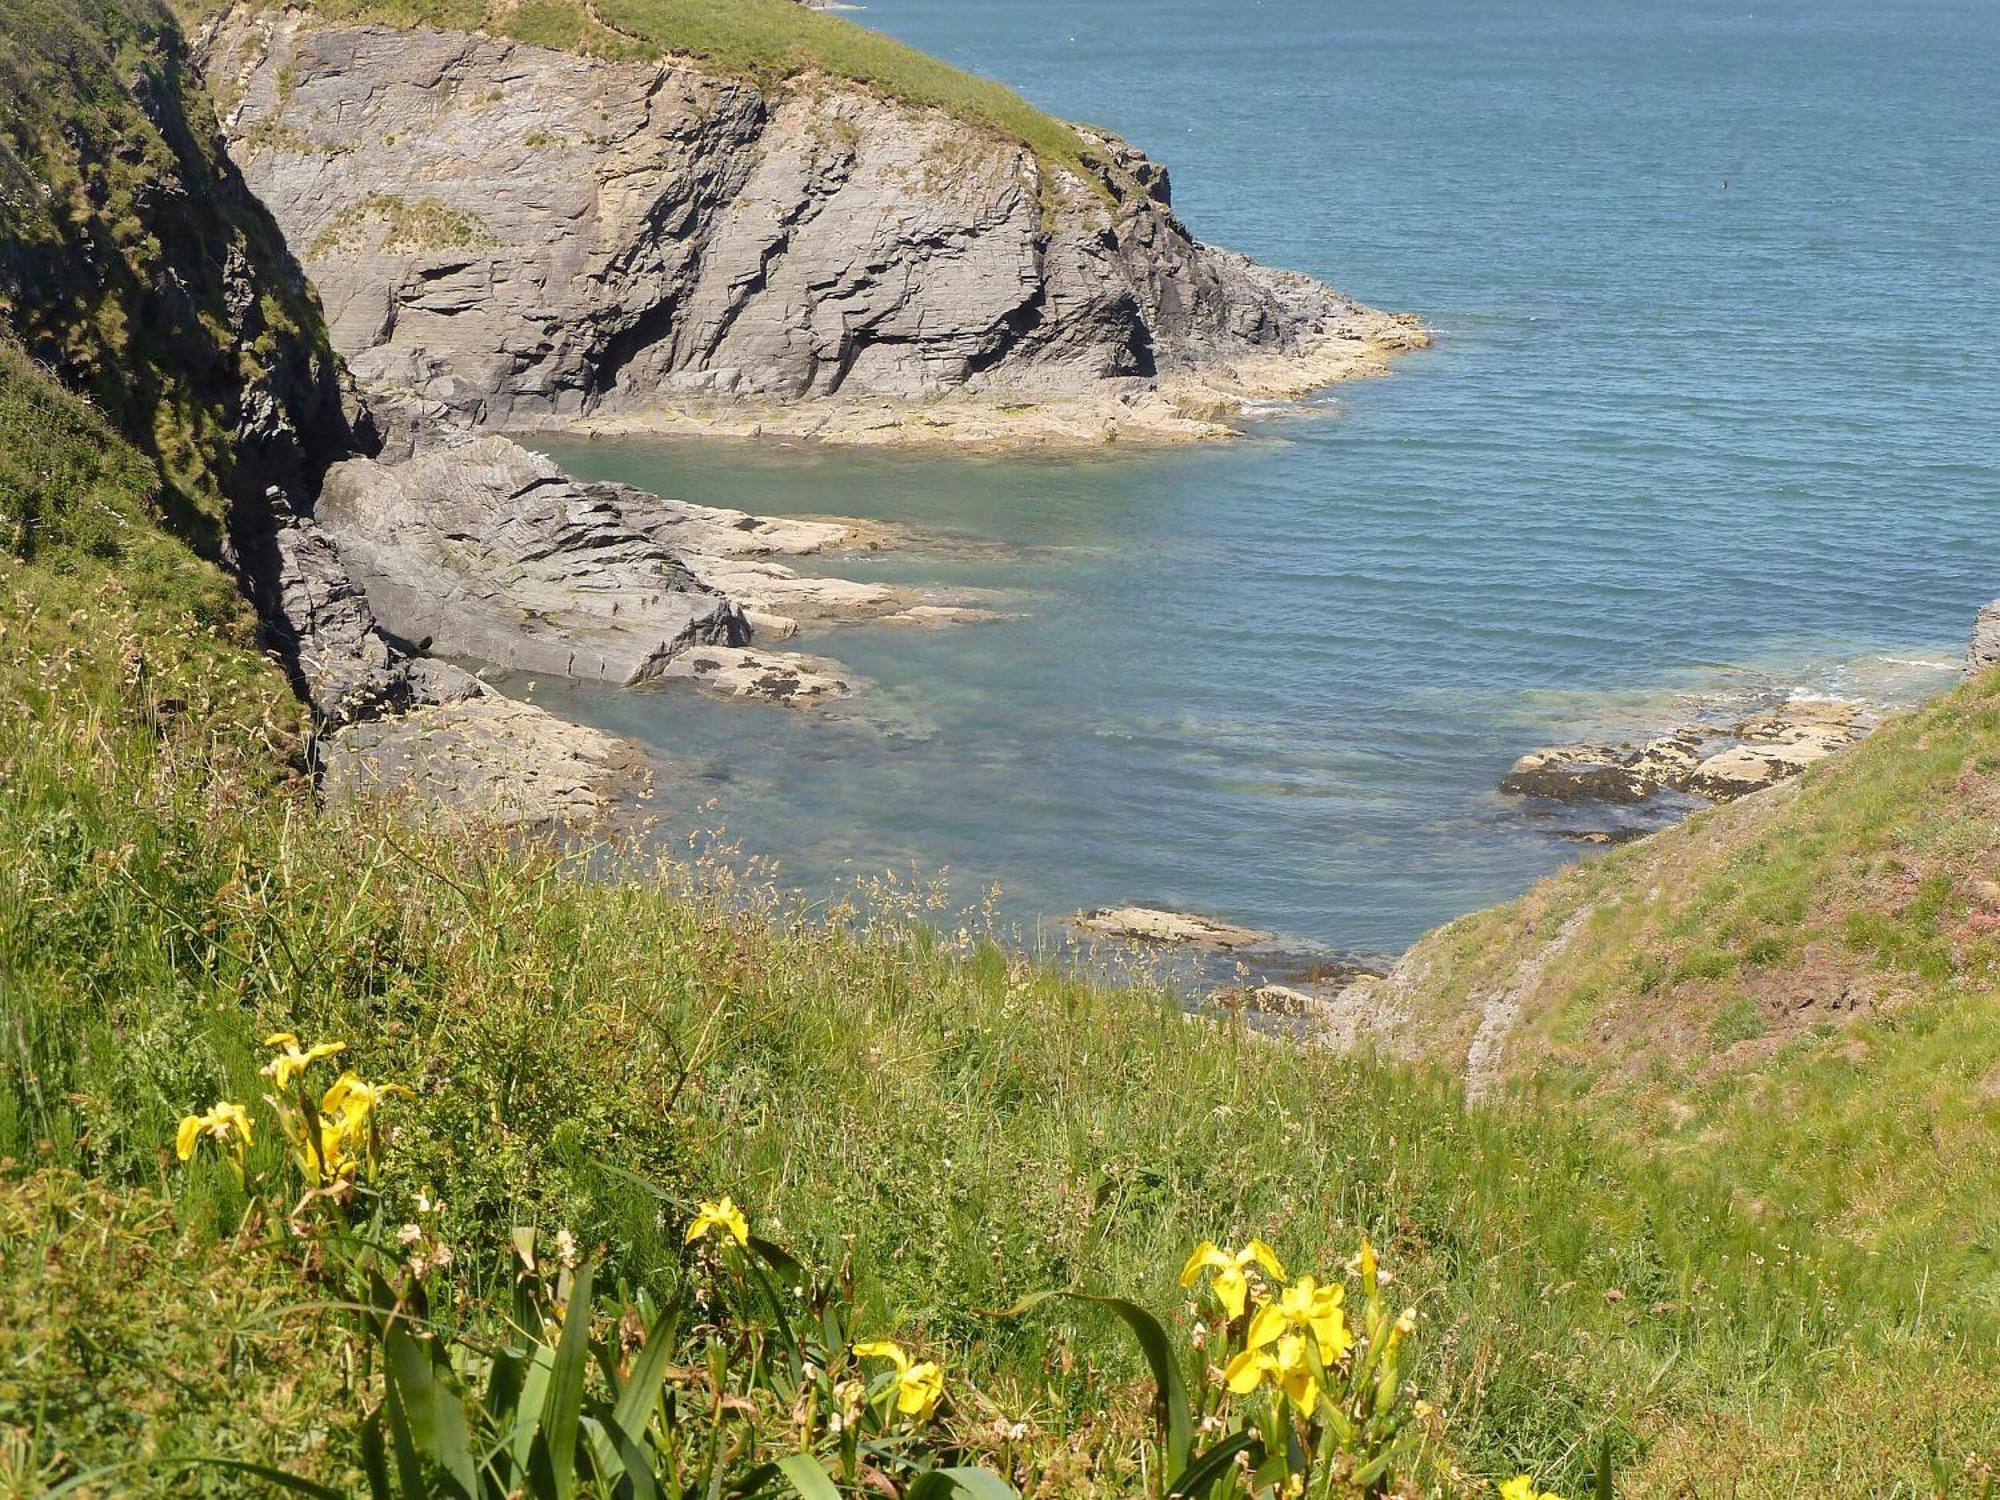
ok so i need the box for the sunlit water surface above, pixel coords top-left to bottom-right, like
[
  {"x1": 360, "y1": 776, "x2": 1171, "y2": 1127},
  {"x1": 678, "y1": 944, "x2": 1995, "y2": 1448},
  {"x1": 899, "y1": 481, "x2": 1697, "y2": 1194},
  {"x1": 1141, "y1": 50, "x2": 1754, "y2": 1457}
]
[{"x1": 511, "y1": 0, "x2": 2000, "y2": 960}]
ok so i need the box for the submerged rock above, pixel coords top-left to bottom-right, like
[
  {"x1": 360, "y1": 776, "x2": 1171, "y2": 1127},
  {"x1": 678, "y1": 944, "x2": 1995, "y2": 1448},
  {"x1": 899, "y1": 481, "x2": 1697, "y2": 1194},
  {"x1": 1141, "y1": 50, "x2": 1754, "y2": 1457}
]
[{"x1": 663, "y1": 647, "x2": 855, "y2": 707}]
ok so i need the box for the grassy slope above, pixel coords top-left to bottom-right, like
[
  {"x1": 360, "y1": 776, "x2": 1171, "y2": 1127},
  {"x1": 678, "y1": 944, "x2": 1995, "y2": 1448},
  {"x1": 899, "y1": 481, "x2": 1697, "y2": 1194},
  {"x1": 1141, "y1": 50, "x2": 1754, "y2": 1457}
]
[
  {"x1": 3, "y1": 324, "x2": 1996, "y2": 1491},
  {"x1": 1380, "y1": 678, "x2": 2000, "y2": 1298},
  {"x1": 4, "y1": 2, "x2": 1996, "y2": 1490},
  {"x1": 176, "y1": 0, "x2": 1095, "y2": 177}
]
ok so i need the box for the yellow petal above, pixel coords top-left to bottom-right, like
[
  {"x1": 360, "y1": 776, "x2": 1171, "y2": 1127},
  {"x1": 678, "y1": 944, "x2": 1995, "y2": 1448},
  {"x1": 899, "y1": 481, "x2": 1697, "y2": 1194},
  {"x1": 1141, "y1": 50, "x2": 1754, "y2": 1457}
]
[
  {"x1": 175, "y1": 1114, "x2": 202, "y2": 1161},
  {"x1": 1178, "y1": 1240, "x2": 1223, "y2": 1288},
  {"x1": 1222, "y1": 1347, "x2": 1268, "y2": 1394},
  {"x1": 1243, "y1": 1238, "x2": 1288, "y2": 1283},
  {"x1": 262, "y1": 1032, "x2": 297, "y2": 1048},
  {"x1": 1212, "y1": 1264, "x2": 1248, "y2": 1320},
  {"x1": 1499, "y1": 1479, "x2": 1536, "y2": 1500},
  {"x1": 1311, "y1": 1304, "x2": 1354, "y2": 1364},
  {"x1": 1245, "y1": 1302, "x2": 1288, "y2": 1351},
  {"x1": 899, "y1": 1361, "x2": 944, "y2": 1418},
  {"x1": 716, "y1": 1196, "x2": 749, "y2": 1245},
  {"x1": 1281, "y1": 1366, "x2": 1321, "y2": 1417},
  {"x1": 853, "y1": 1340, "x2": 910, "y2": 1373}
]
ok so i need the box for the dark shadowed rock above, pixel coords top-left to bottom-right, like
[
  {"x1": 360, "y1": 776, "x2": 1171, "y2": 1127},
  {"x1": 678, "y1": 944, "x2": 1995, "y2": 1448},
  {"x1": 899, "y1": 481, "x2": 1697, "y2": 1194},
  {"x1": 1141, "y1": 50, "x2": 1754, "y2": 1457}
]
[
  {"x1": 1504, "y1": 701, "x2": 1873, "y2": 819},
  {"x1": 1499, "y1": 732, "x2": 1705, "y2": 804}
]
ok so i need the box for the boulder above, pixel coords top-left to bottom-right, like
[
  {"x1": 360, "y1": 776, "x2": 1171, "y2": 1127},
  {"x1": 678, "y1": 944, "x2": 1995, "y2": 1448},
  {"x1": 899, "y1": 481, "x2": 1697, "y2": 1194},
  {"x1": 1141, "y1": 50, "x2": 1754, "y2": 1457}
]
[
  {"x1": 1732, "y1": 699, "x2": 1864, "y2": 746},
  {"x1": 321, "y1": 691, "x2": 651, "y2": 828},
  {"x1": 1685, "y1": 740, "x2": 1837, "y2": 800},
  {"x1": 1499, "y1": 732, "x2": 1703, "y2": 804}
]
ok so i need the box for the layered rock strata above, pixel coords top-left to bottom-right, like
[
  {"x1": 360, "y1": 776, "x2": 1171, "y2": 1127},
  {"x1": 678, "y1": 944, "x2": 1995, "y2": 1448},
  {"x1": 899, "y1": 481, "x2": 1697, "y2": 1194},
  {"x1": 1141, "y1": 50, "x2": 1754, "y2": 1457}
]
[
  {"x1": 315, "y1": 433, "x2": 924, "y2": 703},
  {"x1": 193, "y1": 11, "x2": 1423, "y2": 446}
]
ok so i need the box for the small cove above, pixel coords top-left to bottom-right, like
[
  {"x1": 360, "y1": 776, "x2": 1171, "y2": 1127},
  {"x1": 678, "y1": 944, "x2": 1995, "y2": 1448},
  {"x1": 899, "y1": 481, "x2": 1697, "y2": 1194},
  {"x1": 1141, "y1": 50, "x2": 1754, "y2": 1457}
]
[{"x1": 503, "y1": 0, "x2": 1998, "y2": 959}]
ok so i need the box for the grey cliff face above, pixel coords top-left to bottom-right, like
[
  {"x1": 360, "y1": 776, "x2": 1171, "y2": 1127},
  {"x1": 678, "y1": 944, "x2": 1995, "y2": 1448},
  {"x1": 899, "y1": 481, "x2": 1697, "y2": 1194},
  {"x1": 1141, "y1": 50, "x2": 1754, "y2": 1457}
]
[{"x1": 195, "y1": 14, "x2": 1405, "y2": 433}]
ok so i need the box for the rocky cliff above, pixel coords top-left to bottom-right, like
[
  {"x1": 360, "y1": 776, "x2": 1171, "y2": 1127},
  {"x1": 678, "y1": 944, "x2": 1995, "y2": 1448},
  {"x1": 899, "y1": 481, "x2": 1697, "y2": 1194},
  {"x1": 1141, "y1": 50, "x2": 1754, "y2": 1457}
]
[
  {"x1": 192, "y1": 8, "x2": 1422, "y2": 445},
  {"x1": 0, "y1": 0, "x2": 896, "y2": 822},
  {"x1": 0, "y1": 0, "x2": 420, "y2": 722}
]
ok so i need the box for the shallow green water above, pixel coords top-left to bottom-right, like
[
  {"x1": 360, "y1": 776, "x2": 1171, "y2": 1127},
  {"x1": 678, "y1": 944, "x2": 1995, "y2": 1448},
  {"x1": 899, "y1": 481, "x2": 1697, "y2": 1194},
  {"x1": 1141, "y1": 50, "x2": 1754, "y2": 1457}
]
[{"x1": 513, "y1": 0, "x2": 1998, "y2": 959}]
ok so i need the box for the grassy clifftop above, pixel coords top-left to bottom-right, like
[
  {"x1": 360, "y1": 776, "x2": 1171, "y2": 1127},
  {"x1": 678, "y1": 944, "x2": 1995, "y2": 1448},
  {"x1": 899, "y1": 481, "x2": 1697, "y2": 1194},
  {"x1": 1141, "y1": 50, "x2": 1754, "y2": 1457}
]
[{"x1": 176, "y1": 0, "x2": 1096, "y2": 175}]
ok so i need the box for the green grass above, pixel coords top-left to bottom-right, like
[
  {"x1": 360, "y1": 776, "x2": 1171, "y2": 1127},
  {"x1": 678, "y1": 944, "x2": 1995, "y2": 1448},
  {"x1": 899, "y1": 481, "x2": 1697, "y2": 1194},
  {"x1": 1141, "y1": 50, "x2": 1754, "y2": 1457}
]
[
  {"x1": 6, "y1": 6, "x2": 1999, "y2": 1487},
  {"x1": 3, "y1": 332, "x2": 1997, "y2": 1493},
  {"x1": 175, "y1": 0, "x2": 1098, "y2": 180},
  {"x1": 1367, "y1": 673, "x2": 2000, "y2": 1449}
]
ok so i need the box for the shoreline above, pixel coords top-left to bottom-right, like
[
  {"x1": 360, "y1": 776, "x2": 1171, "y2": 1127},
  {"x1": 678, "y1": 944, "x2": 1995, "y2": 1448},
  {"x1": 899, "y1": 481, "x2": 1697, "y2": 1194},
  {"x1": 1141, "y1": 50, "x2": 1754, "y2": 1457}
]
[{"x1": 553, "y1": 323, "x2": 1430, "y2": 451}]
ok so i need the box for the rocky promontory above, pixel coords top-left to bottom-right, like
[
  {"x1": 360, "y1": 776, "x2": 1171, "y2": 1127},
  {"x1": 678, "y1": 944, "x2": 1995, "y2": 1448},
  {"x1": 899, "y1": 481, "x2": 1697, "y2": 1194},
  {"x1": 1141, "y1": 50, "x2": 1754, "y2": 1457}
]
[{"x1": 192, "y1": 9, "x2": 1422, "y2": 448}]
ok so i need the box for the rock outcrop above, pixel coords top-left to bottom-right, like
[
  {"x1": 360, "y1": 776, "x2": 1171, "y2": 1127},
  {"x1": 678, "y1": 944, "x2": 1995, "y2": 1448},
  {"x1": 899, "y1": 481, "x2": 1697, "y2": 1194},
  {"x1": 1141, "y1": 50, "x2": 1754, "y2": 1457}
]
[
  {"x1": 1075, "y1": 905, "x2": 1274, "y2": 950},
  {"x1": 317, "y1": 437, "x2": 746, "y2": 685},
  {"x1": 192, "y1": 11, "x2": 1423, "y2": 446},
  {"x1": 1968, "y1": 600, "x2": 2000, "y2": 678},
  {"x1": 1499, "y1": 733, "x2": 1705, "y2": 805},
  {"x1": 1501, "y1": 701, "x2": 1870, "y2": 813},
  {"x1": 320, "y1": 688, "x2": 652, "y2": 829},
  {"x1": 315, "y1": 432, "x2": 934, "y2": 698}
]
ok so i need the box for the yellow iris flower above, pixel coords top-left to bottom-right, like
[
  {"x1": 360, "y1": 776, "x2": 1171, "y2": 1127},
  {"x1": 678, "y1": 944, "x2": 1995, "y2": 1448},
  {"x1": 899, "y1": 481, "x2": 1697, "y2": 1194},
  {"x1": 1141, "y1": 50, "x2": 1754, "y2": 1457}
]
[
  {"x1": 1223, "y1": 1328, "x2": 1323, "y2": 1416},
  {"x1": 1273, "y1": 1274, "x2": 1355, "y2": 1364},
  {"x1": 1178, "y1": 1239, "x2": 1287, "y2": 1319},
  {"x1": 852, "y1": 1339, "x2": 945, "y2": 1420},
  {"x1": 684, "y1": 1196, "x2": 750, "y2": 1247},
  {"x1": 320, "y1": 1070, "x2": 411, "y2": 1133},
  {"x1": 296, "y1": 1117, "x2": 360, "y2": 1181},
  {"x1": 274, "y1": 1069, "x2": 408, "y2": 1182},
  {"x1": 261, "y1": 1032, "x2": 346, "y2": 1091},
  {"x1": 174, "y1": 1101, "x2": 252, "y2": 1164},
  {"x1": 1499, "y1": 1477, "x2": 1563, "y2": 1500}
]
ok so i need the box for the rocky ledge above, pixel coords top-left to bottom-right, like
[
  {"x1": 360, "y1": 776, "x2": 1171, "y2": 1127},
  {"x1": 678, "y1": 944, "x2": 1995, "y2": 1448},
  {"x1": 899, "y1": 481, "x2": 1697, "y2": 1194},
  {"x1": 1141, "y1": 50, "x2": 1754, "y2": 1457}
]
[
  {"x1": 1500, "y1": 699, "x2": 1871, "y2": 814},
  {"x1": 316, "y1": 432, "x2": 957, "y2": 708},
  {"x1": 320, "y1": 686, "x2": 653, "y2": 829},
  {"x1": 194, "y1": 13, "x2": 1423, "y2": 449}
]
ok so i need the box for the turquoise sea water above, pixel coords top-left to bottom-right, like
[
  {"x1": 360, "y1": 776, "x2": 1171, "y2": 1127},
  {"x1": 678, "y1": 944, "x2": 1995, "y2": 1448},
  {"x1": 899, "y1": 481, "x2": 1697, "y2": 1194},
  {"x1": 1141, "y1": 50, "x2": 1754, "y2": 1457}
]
[{"x1": 519, "y1": 0, "x2": 2000, "y2": 960}]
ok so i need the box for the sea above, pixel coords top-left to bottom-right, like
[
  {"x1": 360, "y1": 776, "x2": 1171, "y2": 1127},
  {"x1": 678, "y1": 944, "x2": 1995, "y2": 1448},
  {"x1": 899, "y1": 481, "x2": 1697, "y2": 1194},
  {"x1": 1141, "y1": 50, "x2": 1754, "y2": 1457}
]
[{"x1": 513, "y1": 0, "x2": 2000, "y2": 964}]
